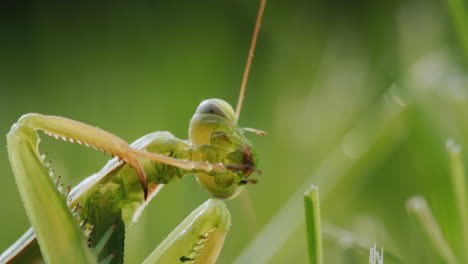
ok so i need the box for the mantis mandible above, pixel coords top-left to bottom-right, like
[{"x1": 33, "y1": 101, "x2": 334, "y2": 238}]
[{"x1": 0, "y1": 0, "x2": 267, "y2": 263}]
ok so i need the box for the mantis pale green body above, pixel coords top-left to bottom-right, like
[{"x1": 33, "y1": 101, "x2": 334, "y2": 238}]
[
  {"x1": 1, "y1": 99, "x2": 261, "y2": 264},
  {"x1": 1, "y1": 0, "x2": 267, "y2": 262},
  {"x1": 0, "y1": 0, "x2": 266, "y2": 264}
]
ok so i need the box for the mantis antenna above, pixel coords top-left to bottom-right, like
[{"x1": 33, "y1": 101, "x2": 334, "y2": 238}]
[{"x1": 235, "y1": 0, "x2": 267, "y2": 120}]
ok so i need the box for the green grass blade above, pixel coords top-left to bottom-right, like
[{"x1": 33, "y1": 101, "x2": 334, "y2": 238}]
[
  {"x1": 406, "y1": 196, "x2": 458, "y2": 264},
  {"x1": 446, "y1": 140, "x2": 468, "y2": 263},
  {"x1": 304, "y1": 185, "x2": 322, "y2": 264}
]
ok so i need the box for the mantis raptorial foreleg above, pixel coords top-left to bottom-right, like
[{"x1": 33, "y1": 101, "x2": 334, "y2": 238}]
[
  {"x1": 12, "y1": 113, "x2": 253, "y2": 200},
  {"x1": 7, "y1": 120, "x2": 96, "y2": 263},
  {"x1": 143, "y1": 199, "x2": 231, "y2": 264},
  {"x1": 5, "y1": 105, "x2": 260, "y2": 263},
  {"x1": 6, "y1": 120, "x2": 236, "y2": 263},
  {"x1": 7, "y1": 120, "x2": 231, "y2": 263},
  {"x1": 12, "y1": 113, "x2": 149, "y2": 197}
]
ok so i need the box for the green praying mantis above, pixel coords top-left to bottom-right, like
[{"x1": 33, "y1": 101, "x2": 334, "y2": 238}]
[{"x1": 0, "y1": 0, "x2": 267, "y2": 263}]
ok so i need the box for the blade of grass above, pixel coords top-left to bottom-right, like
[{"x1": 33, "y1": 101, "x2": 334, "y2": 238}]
[
  {"x1": 446, "y1": 140, "x2": 468, "y2": 263},
  {"x1": 406, "y1": 196, "x2": 458, "y2": 264},
  {"x1": 304, "y1": 185, "x2": 323, "y2": 264}
]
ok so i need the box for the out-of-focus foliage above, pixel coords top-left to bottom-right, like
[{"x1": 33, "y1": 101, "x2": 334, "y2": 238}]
[{"x1": 1, "y1": 0, "x2": 467, "y2": 263}]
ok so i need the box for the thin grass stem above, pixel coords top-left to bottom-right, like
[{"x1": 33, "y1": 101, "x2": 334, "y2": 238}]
[
  {"x1": 446, "y1": 140, "x2": 468, "y2": 263},
  {"x1": 406, "y1": 196, "x2": 458, "y2": 264},
  {"x1": 304, "y1": 185, "x2": 323, "y2": 264}
]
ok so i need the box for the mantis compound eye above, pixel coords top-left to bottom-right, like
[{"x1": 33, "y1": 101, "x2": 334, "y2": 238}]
[
  {"x1": 195, "y1": 99, "x2": 237, "y2": 122},
  {"x1": 189, "y1": 99, "x2": 237, "y2": 146},
  {"x1": 196, "y1": 101, "x2": 225, "y2": 116}
]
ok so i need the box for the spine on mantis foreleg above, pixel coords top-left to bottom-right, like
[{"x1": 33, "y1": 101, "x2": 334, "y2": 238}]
[{"x1": 143, "y1": 199, "x2": 231, "y2": 264}]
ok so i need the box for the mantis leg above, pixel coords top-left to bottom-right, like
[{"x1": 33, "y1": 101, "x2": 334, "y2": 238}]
[
  {"x1": 143, "y1": 199, "x2": 231, "y2": 264},
  {"x1": 7, "y1": 119, "x2": 96, "y2": 263},
  {"x1": 13, "y1": 113, "x2": 254, "y2": 199},
  {"x1": 2, "y1": 131, "x2": 181, "y2": 263},
  {"x1": 13, "y1": 113, "x2": 150, "y2": 198}
]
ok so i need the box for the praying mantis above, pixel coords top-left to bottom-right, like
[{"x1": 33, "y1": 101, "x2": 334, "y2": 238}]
[{"x1": 0, "y1": 0, "x2": 267, "y2": 263}]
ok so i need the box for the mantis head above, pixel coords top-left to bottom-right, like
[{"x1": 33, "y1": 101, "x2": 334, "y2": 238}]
[{"x1": 189, "y1": 99, "x2": 263, "y2": 199}]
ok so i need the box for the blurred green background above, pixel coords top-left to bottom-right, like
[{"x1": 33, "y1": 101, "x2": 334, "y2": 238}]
[{"x1": 1, "y1": 0, "x2": 468, "y2": 263}]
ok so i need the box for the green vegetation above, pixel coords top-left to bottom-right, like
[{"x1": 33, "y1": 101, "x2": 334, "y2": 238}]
[{"x1": 304, "y1": 185, "x2": 323, "y2": 264}]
